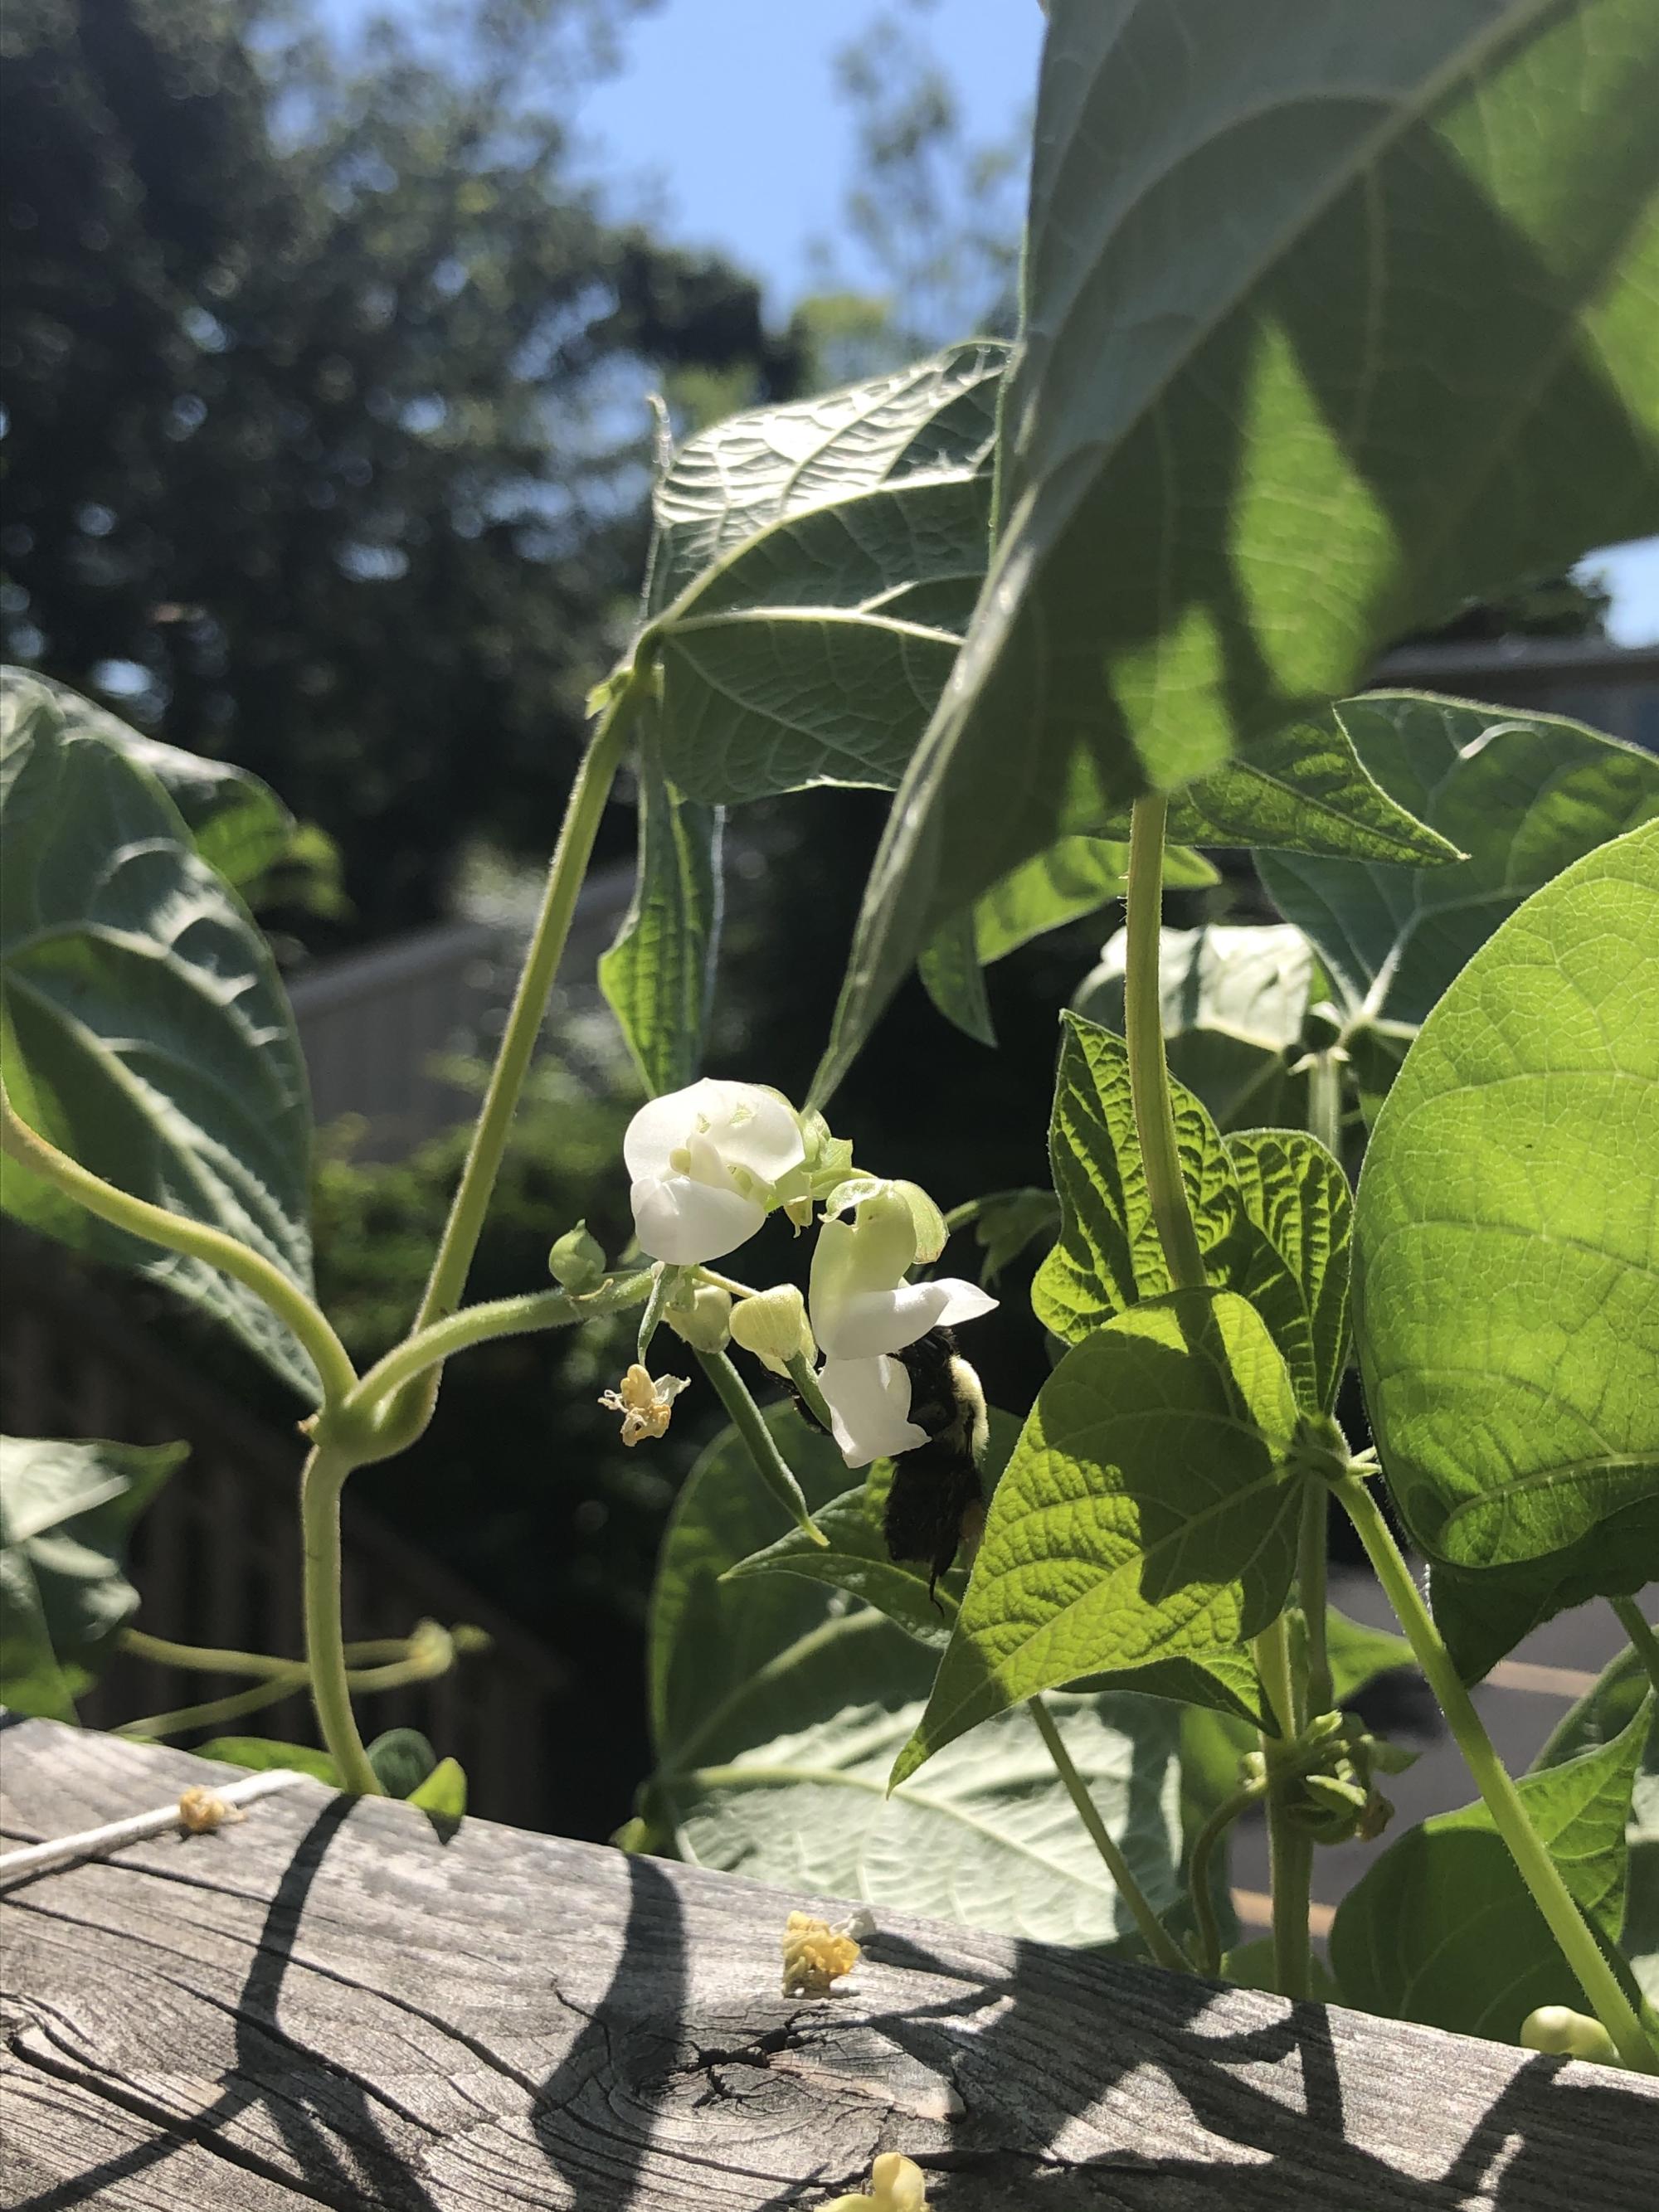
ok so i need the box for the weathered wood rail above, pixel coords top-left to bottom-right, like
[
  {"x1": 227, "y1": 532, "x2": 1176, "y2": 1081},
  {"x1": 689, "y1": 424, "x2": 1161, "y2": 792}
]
[{"x1": 2, "y1": 1721, "x2": 1655, "y2": 2210}]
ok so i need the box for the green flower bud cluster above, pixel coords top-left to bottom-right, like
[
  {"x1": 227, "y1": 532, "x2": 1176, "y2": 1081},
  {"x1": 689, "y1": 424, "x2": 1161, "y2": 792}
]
[
  {"x1": 547, "y1": 1220, "x2": 606, "y2": 1292},
  {"x1": 1281, "y1": 1709, "x2": 1414, "y2": 1845}
]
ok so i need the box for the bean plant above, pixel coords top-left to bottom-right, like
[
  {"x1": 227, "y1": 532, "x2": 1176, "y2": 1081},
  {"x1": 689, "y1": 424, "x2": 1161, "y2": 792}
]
[{"x1": 2, "y1": 0, "x2": 1657, "y2": 2074}]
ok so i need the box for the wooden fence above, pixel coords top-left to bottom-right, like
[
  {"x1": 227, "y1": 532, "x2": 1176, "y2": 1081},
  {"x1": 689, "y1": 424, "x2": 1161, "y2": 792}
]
[{"x1": 0, "y1": 1228, "x2": 570, "y2": 1830}]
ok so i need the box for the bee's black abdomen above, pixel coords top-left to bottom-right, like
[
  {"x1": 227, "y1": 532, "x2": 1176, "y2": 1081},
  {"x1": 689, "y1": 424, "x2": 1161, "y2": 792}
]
[{"x1": 883, "y1": 1328, "x2": 987, "y2": 1593}]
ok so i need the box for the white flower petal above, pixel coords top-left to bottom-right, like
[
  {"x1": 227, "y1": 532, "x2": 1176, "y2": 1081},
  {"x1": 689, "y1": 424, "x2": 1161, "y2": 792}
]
[
  {"x1": 818, "y1": 1356, "x2": 927, "y2": 1469},
  {"x1": 630, "y1": 1175, "x2": 764, "y2": 1265},
  {"x1": 623, "y1": 1079, "x2": 732, "y2": 1181},
  {"x1": 709, "y1": 1082, "x2": 805, "y2": 1182},
  {"x1": 815, "y1": 1279, "x2": 997, "y2": 1360}
]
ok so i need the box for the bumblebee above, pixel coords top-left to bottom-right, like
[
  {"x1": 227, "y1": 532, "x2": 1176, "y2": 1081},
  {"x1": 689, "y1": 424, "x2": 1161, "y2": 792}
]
[{"x1": 883, "y1": 1326, "x2": 990, "y2": 1594}]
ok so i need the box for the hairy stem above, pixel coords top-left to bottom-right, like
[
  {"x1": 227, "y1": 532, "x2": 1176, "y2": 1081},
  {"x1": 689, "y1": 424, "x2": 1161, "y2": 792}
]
[
  {"x1": 404, "y1": 688, "x2": 635, "y2": 1349},
  {"x1": 1299, "y1": 1489, "x2": 1333, "y2": 1721},
  {"x1": 695, "y1": 1349, "x2": 827, "y2": 1544},
  {"x1": 1189, "y1": 1778, "x2": 1267, "y2": 1977},
  {"x1": 1338, "y1": 1471, "x2": 1657, "y2": 2073},
  {"x1": 1123, "y1": 797, "x2": 1205, "y2": 1292},
  {"x1": 299, "y1": 1444, "x2": 381, "y2": 1795},
  {"x1": 1611, "y1": 1597, "x2": 1659, "y2": 1699},
  {"x1": 1029, "y1": 1694, "x2": 1194, "y2": 1975},
  {"x1": 1252, "y1": 1614, "x2": 1313, "y2": 1998},
  {"x1": 347, "y1": 1270, "x2": 654, "y2": 1425},
  {"x1": 0, "y1": 1082, "x2": 357, "y2": 1408}
]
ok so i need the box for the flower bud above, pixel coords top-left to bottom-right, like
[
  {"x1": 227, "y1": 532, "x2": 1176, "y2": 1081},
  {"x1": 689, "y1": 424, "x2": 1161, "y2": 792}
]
[
  {"x1": 548, "y1": 1220, "x2": 606, "y2": 1292},
  {"x1": 1520, "y1": 2005, "x2": 1622, "y2": 2064},
  {"x1": 664, "y1": 1282, "x2": 732, "y2": 1354},
  {"x1": 729, "y1": 1283, "x2": 815, "y2": 1374}
]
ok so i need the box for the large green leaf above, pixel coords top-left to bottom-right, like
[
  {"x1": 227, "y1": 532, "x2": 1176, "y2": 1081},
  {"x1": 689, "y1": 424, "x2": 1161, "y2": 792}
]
[
  {"x1": 894, "y1": 1290, "x2": 1303, "y2": 1785},
  {"x1": 598, "y1": 698, "x2": 722, "y2": 1095},
  {"x1": 645, "y1": 1400, "x2": 1186, "y2": 1947},
  {"x1": 1535, "y1": 1640, "x2": 1659, "y2": 2004},
  {"x1": 1355, "y1": 821, "x2": 1659, "y2": 1575},
  {"x1": 1074, "y1": 924, "x2": 1320, "y2": 1135},
  {"x1": 917, "y1": 904, "x2": 996, "y2": 1047},
  {"x1": 639, "y1": 343, "x2": 1005, "y2": 805},
  {"x1": 0, "y1": 676, "x2": 319, "y2": 1396},
  {"x1": 1428, "y1": 1499, "x2": 1659, "y2": 1683},
  {"x1": 1259, "y1": 693, "x2": 1659, "y2": 1097},
  {"x1": 0, "y1": 1434, "x2": 184, "y2": 1720},
  {"x1": 2, "y1": 668, "x2": 299, "y2": 897},
  {"x1": 1329, "y1": 1694, "x2": 1652, "y2": 2039},
  {"x1": 975, "y1": 836, "x2": 1217, "y2": 967},
  {"x1": 1033, "y1": 1013, "x2": 1321, "y2": 1409},
  {"x1": 812, "y1": 0, "x2": 1659, "y2": 1103}
]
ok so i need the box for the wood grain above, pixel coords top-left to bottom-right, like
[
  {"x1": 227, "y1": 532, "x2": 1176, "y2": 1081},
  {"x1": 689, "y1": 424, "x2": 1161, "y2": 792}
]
[{"x1": 2, "y1": 1717, "x2": 1654, "y2": 2210}]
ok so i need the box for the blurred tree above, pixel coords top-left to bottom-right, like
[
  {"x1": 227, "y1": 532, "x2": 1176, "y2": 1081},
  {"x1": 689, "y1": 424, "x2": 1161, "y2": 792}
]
[{"x1": 0, "y1": 0, "x2": 804, "y2": 938}]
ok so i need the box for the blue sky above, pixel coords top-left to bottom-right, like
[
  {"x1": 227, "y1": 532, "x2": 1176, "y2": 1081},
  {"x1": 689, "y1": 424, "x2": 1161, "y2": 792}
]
[{"x1": 575, "y1": 0, "x2": 1042, "y2": 311}]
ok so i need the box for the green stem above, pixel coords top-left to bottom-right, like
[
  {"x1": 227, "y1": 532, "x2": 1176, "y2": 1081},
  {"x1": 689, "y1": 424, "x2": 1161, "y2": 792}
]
[
  {"x1": 1189, "y1": 1779, "x2": 1267, "y2": 1977},
  {"x1": 405, "y1": 689, "x2": 635, "y2": 1344},
  {"x1": 1306, "y1": 1048, "x2": 1345, "y2": 1165},
  {"x1": 1252, "y1": 1614, "x2": 1313, "y2": 1998},
  {"x1": 1123, "y1": 797, "x2": 1205, "y2": 1292},
  {"x1": 299, "y1": 1444, "x2": 382, "y2": 1795},
  {"x1": 1338, "y1": 1471, "x2": 1657, "y2": 2073},
  {"x1": 785, "y1": 1349, "x2": 836, "y2": 1434},
  {"x1": 116, "y1": 1650, "x2": 446, "y2": 1743},
  {"x1": 0, "y1": 1083, "x2": 358, "y2": 1408},
  {"x1": 1611, "y1": 1597, "x2": 1659, "y2": 1699},
  {"x1": 119, "y1": 1628, "x2": 298, "y2": 1680},
  {"x1": 1299, "y1": 1488, "x2": 1333, "y2": 1721},
  {"x1": 1028, "y1": 1694, "x2": 1194, "y2": 1975},
  {"x1": 694, "y1": 1348, "x2": 828, "y2": 1545},
  {"x1": 346, "y1": 1271, "x2": 654, "y2": 1425}
]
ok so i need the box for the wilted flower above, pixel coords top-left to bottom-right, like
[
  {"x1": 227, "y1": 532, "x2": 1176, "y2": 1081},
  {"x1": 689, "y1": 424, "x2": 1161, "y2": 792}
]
[
  {"x1": 625, "y1": 1079, "x2": 805, "y2": 1264},
  {"x1": 821, "y1": 2152, "x2": 930, "y2": 2212},
  {"x1": 780, "y1": 1910, "x2": 860, "y2": 1996},
  {"x1": 598, "y1": 1364, "x2": 688, "y2": 1446}
]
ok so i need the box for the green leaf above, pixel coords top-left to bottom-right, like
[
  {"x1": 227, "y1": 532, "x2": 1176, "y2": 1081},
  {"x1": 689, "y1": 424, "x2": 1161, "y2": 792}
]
[
  {"x1": 643, "y1": 342, "x2": 1005, "y2": 618},
  {"x1": 974, "y1": 836, "x2": 1216, "y2": 967},
  {"x1": 1074, "y1": 924, "x2": 1319, "y2": 1135},
  {"x1": 0, "y1": 1434, "x2": 184, "y2": 1720},
  {"x1": 1329, "y1": 1694, "x2": 1652, "y2": 2040},
  {"x1": 646, "y1": 1396, "x2": 1186, "y2": 1947},
  {"x1": 599, "y1": 698, "x2": 721, "y2": 1095},
  {"x1": 1534, "y1": 1641, "x2": 1659, "y2": 2005},
  {"x1": 649, "y1": 1401, "x2": 857, "y2": 1763},
  {"x1": 1355, "y1": 821, "x2": 1659, "y2": 1575},
  {"x1": 2, "y1": 668, "x2": 299, "y2": 896},
  {"x1": 961, "y1": 1187, "x2": 1060, "y2": 1286},
  {"x1": 917, "y1": 905, "x2": 995, "y2": 1046},
  {"x1": 642, "y1": 343, "x2": 1005, "y2": 805},
  {"x1": 0, "y1": 675, "x2": 320, "y2": 1398},
  {"x1": 1033, "y1": 1014, "x2": 1318, "y2": 1407},
  {"x1": 1225, "y1": 1129, "x2": 1352, "y2": 1413},
  {"x1": 1326, "y1": 1604, "x2": 1415, "y2": 1705},
  {"x1": 367, "y1": 1728, "x2": 438, "y2": 1799},
  {"x1": 1155, "y1": 709, "x2": 1462, "y2": 865},
  {"x1": 407, "y1": 1757, "x2": 467, "y2": 1819},
  {"x1": 894, "y1": 1290, "x2": 1303, "y2": 1786},
  {"x1": 1259, "y1": 693, "x2": 1659, "y2": 1094},
  {"x1": 197, "y1": 1736, "x2": 341, "y2": 1786},
  {"x1": 1428, "y1": 1501, "x2": 1659, "y2": 1682},
  {"x1": 812, "y1": 1, "x2": 1659, "y2": 1105}
]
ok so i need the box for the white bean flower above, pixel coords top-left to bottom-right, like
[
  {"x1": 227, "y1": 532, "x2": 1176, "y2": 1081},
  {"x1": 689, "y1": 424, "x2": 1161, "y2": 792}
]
[
  {"x1": 808, "y1": 1184, "x2": 995, "y2": 1362},
  {"x1": 625, "y1": 1079, "x2": 805, "y2": 1265},
  {"x1": 808, "y1": 1182, "x2": 996, "y2": 1469},
  {"x1": 817, "y1": 1354, "x2": 927, "y2": 1466}
]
